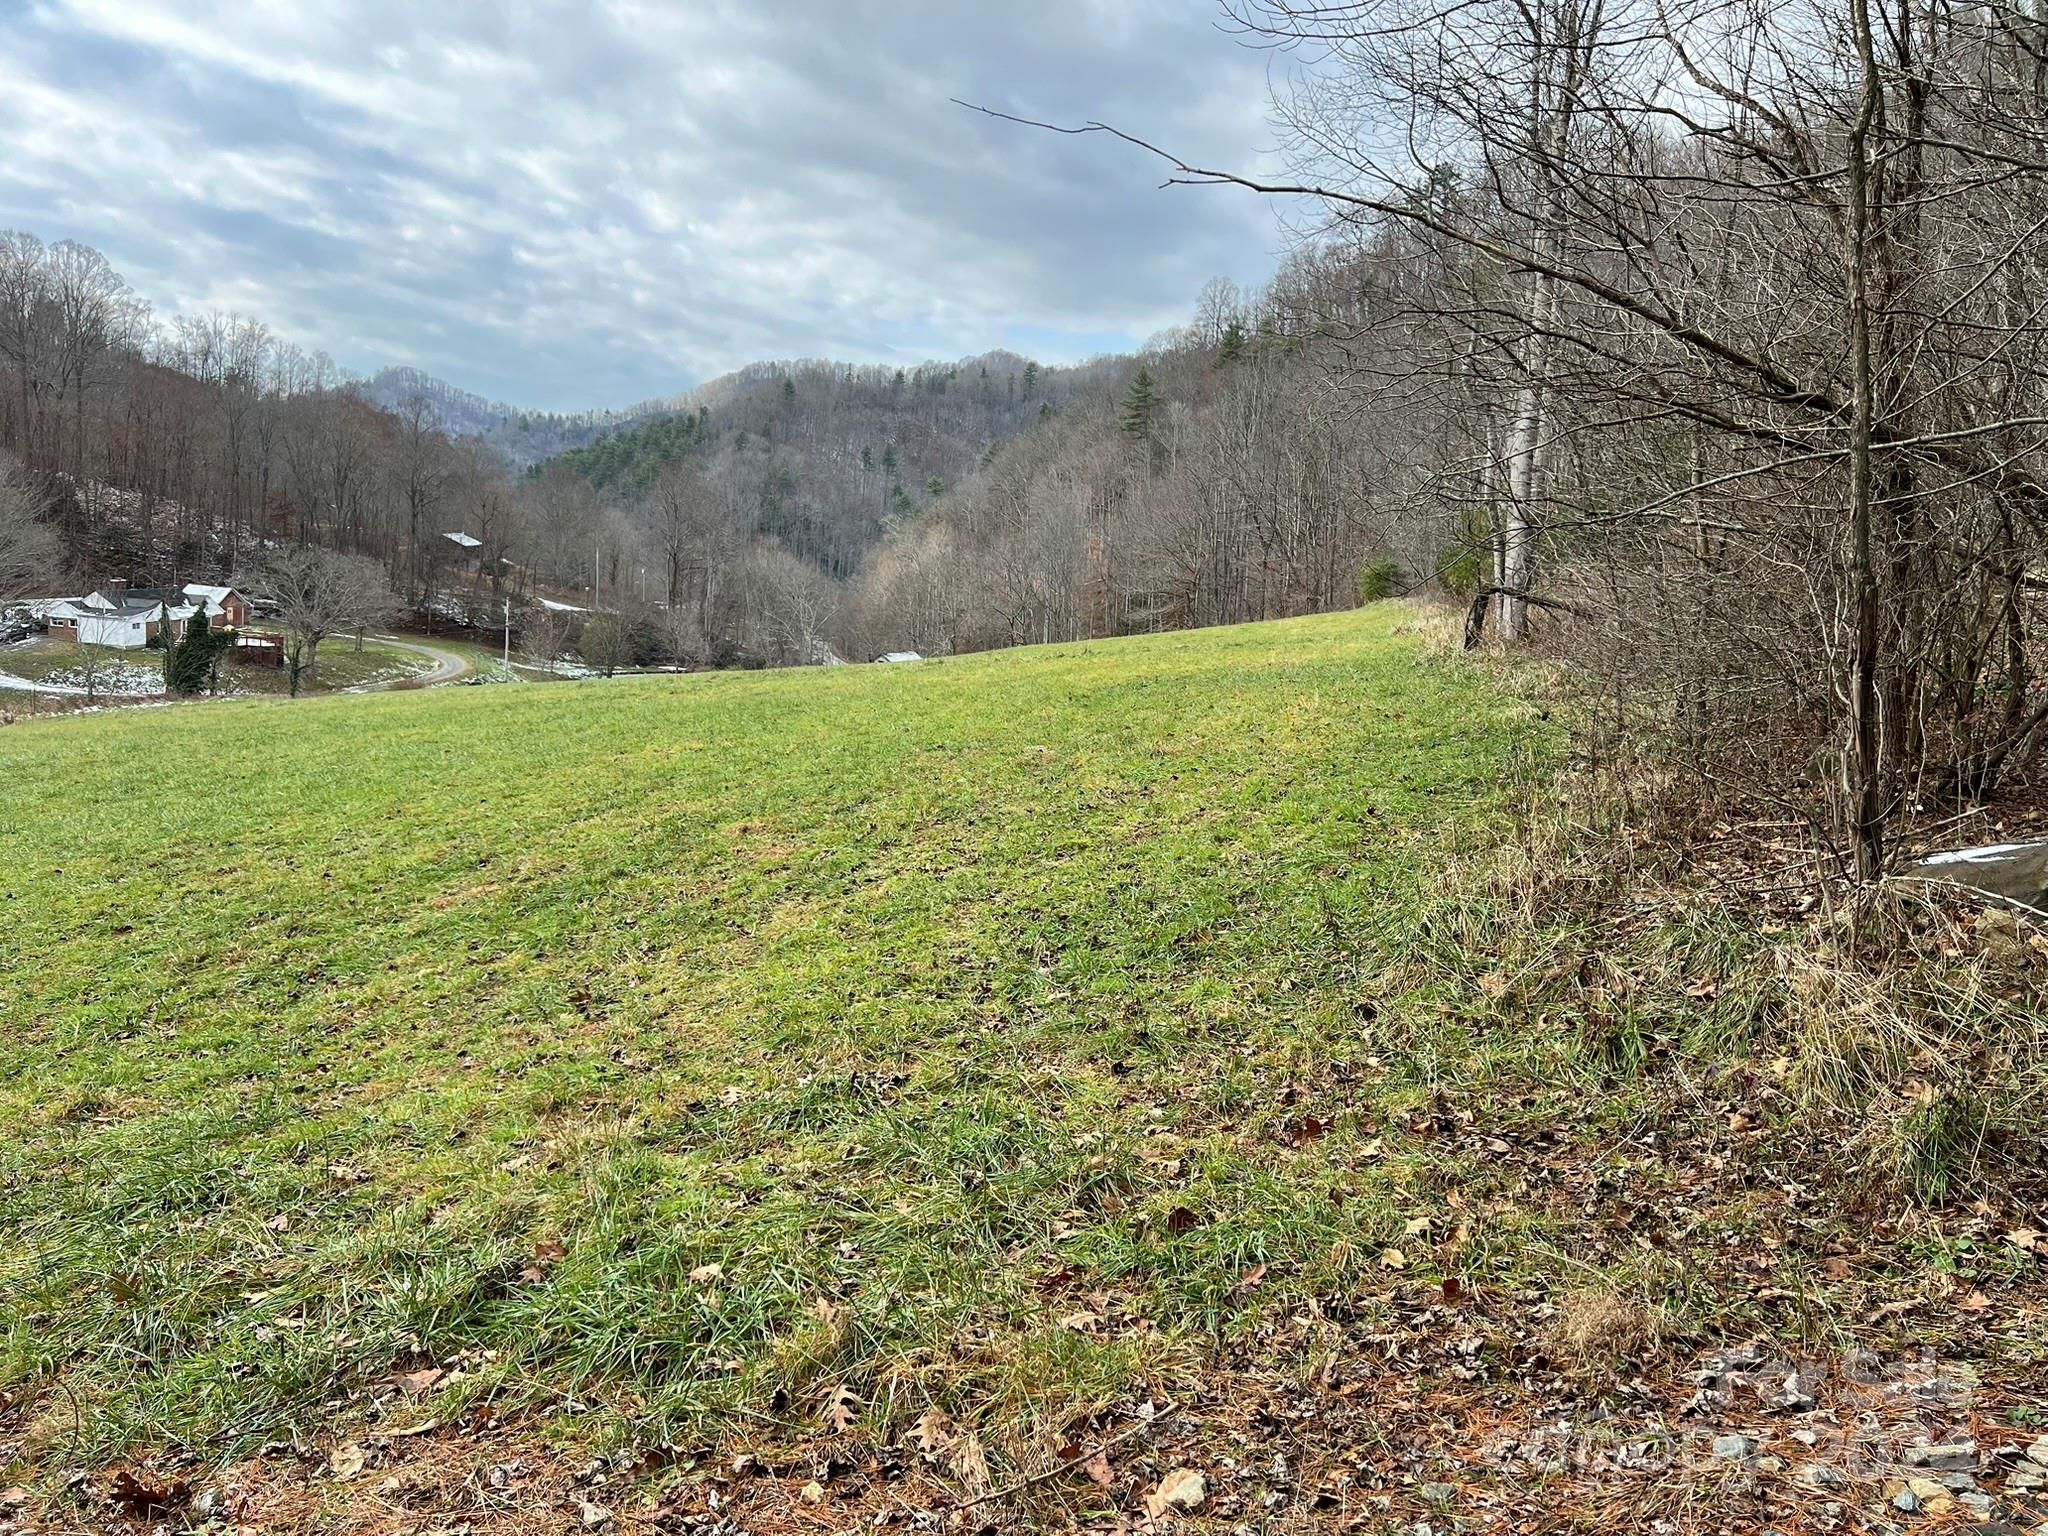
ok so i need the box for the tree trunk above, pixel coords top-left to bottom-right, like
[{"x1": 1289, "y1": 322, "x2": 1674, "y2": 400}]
[{"x1": 1843, "y1": 0, "x2": 1887, "y2": 882}]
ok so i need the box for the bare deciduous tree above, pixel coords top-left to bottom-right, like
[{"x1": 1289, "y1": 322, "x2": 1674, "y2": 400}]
[{"x1": 254, "y1": 546, "x2": 397, "y2": 696}]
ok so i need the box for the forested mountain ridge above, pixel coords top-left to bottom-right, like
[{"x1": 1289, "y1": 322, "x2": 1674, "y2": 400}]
[
  {"x1": 524, "y1": 351, "x2": 1114, "y2": 586},
  {"x1": 0, "y1": 221, "x2": 1415, "y2": 678},
  {"x1": 358, "y1": 366, "x2": 691, "y2": 471}
]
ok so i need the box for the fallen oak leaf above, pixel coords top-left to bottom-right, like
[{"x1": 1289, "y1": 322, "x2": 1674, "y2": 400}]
[
  {"x1": 107, "y1": 1469, "x2": 188, "y2": 1513},
  {"x1": 1283, "y1": 1114, "x2": 1330, "y2": 1146},
  {"x1": 910, "y1": 1408, "x2": 955, "y2": 1455},
  {"x1": 1229, "y1": 1263, "x2": 1268, "y2": 1298},
  {"x1": 822, "y1": 1383, "x2": 861, "y2": 1434},
  {"x1": 328, "y1": 1443, "x2": 366, "y2": 1482},
  {"x1": 521, "y1": 1238, "x2": 567, "y2": 1283}
]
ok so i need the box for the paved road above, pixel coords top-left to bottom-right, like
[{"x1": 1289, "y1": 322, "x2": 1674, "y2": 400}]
[
  {"x1": 370, "y1": 636, "x2": 475, "y2": 686},
  {"x1": 0, "y1": 670, "x2": 88, "y2": 695}
]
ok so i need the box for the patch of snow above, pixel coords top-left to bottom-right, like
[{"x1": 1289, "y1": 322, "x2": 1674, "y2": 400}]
[
  {"x1": 0, "y1": 671, "x2": 77, "y2": 695},
  {"x1": 1918, "y1": 842, "x2": 2037, "y2": 866},
  {"x1": 0, "y1": 660, "x2": 164, "y2": 697}
]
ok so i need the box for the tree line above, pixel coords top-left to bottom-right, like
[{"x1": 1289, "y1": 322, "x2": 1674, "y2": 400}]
[
  {"x1": 0, "y1": 226, "x2": 1115, "y2": 674},
  {"x1": 859, "y1": 0, "x2": 2048, "y2": 877}
]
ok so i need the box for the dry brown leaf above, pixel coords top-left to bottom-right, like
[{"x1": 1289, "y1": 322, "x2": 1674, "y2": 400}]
[
  {"x1": 1284, "y1": 1114, "x2": 1330, "y2": 1146},
  {"x1": 107, "y1": 1469, "x2": 187, "y2": 1513},
  {"x1": 822, "y1": 1383, "x2": 861, "y2": 1434},
  {"x1": 1080, "y1": 1448, "x2": 1114, "y2": 1487},
  {"x1": 329, "y1": 1443, "x2": 365, "y2": 1481},
  {"x1": 947, "y1": 1430, "x2": 991, "y2": 1495},
  {"x1": 1380, "y1": 1246, "x2": 1407, "y2": 1270},
  {"x1": 910, "y1": 1408, "x2": 954, "y2": 1455}
]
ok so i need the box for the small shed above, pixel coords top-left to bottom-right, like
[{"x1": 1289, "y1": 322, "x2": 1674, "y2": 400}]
[{"x1": 232, "y1": 632, "x2": 286, "y2": 668}]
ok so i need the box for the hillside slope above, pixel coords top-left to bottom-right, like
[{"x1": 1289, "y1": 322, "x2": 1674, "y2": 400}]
[
  {"x1": 0, "y1": 609, "x2": 1532, "y2": 1458},
  {"x1": 7, "y1": 611, "x2": 2035, "y2": 1535}
]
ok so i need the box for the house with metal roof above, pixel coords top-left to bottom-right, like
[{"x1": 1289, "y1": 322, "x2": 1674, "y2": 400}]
[{"x1": 46, "y1": 581, "x2": 252, "y2": 649}]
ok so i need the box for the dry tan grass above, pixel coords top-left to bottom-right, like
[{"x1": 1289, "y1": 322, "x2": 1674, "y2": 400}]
[{"x1": 1542, "y1": 1286, "x2": 1666, "y2": 1382}]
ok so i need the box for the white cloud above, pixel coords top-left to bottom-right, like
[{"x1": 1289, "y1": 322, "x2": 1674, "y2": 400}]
[{"x1": 0, "y1": 0, "x2": 1294, "y2": 409}]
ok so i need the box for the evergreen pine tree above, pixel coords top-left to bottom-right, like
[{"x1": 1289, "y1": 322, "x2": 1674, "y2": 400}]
[
  {"x1": 166, "y1": 608, "x2": 220, "y2": 696},
  {"x1": 1022, "y1": 360, "x2": 1039, "y2": 400},
  {"x1": 1120, "y1": 368, "x2": 1161, "y2": 438},
  {"x1": 1216, "y1": 320, "x2": 1247, "y2": 366}
]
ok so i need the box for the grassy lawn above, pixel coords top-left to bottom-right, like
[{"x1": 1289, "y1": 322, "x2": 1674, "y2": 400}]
[
  {"x1": 0, "y1": 636, "x2": 429, "y2": 698},
  {"x1": 0, "y1": 639, "x2": 167, "y2": 695},
  {"x1": 214, "y1": 639, "x2": 432, "y2": 696},
  {"x1": 0, "y1": 606, "x2": 1548, "y2": 1474}
]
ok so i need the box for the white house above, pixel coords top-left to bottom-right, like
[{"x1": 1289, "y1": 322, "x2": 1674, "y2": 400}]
[{"x1": 47, "y1": 581, "x2": 252, "y2": 649}]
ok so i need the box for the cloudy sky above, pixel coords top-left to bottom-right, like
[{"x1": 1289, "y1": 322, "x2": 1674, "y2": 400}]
[{"x1": 0, "y1": 0, "x2": 1296, "y2": 412}]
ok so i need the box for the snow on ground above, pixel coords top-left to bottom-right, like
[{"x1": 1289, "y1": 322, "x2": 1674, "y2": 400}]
[
  {"x1": 1917, "y1": 841, "x2": 2037, "y2": 865},
  {"x1": 514, "y1": 654, "x2": 599, "y2": 678},
  {"x1": 0, "y1": 661, "x2": 164, "y2": 697}
]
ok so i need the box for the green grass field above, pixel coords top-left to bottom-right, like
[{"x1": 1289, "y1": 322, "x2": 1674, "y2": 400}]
[{"x1": 0, "y1": 607, "x2": 1552, "y2": 1474}]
